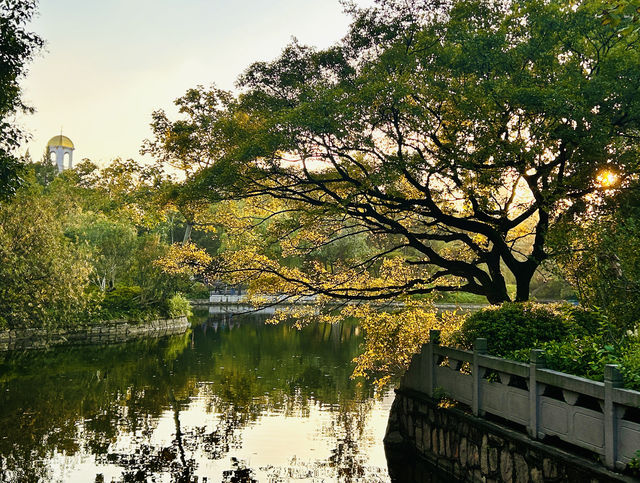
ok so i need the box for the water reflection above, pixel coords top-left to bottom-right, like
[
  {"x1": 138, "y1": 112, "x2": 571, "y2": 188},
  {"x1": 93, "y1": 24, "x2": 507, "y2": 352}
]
[{"x1": 0, "y1": 310, "x2": 401, "y2": 482}]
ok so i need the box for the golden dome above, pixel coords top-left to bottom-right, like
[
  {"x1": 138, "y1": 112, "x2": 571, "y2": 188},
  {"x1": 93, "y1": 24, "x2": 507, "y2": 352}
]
[{"x1": 47, "y1": 135, "x2": 74, "y2": 149}]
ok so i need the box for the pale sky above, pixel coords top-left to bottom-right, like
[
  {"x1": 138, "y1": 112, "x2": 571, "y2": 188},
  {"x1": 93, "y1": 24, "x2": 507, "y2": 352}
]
[{"x1": 18, "y1": 0, "x2": 370, "y2": 165}]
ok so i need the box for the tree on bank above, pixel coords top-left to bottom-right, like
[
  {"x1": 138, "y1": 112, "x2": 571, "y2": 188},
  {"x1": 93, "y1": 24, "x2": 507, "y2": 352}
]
[
  {"x1": 0, "y1": 186, "x2": 92, "y2": 328},
  {"x1": 0, "y1": 0, "x2": 43, "y2": 200},
  {"x1": 142, "y1": 86, "x2": 233, "y2": 242},
  {"x1": 553, "y1": 179, "x2": 640, "y2": 328},
  {"x1": 160, "y1": 0, "x2": 640, "y2": 304}
]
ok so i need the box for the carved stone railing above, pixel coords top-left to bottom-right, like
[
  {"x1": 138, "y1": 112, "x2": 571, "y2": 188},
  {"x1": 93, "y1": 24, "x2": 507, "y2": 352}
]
[{"x1": 401, "y1": 330, "x2": 640, "y2": 471}]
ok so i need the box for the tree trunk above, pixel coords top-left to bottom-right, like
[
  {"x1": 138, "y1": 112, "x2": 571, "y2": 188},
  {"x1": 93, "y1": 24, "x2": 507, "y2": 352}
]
[
  {"x1": 485, "y1": 290, "x2": 511, "y2": 305},
  {"x1": 513, "y1": 263, "x2": 537, "y2": 302},
  {"x1": 515, "y1": 276, "x2": 531, "y2": 302},
  {"x1": 182, "y1": 223, "x2": 192, "y2": 243},
  {"x1": 482, "y1": 272, "x2": 511, "y2": 305}
]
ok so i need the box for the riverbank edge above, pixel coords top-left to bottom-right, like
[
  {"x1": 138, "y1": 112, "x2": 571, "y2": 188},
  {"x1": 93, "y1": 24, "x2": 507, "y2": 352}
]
[
  {"x1": 0, "y1": 316, "x2": 190, "y2": 351},
  {"x1": 385, "y1": 388, "x2": 636, "y2": 483},
  {"x1": 191, "y1": 297, "x2": 489, "y2": 312}
]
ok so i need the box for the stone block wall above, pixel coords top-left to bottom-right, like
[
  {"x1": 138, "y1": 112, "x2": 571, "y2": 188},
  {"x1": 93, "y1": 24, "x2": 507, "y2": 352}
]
[
  {"x1": 386, "y1": 389, "x2": 636, "y2": 483},
  {"x1": 0, "y1": 316, "x2": 190, "y2": 351}
]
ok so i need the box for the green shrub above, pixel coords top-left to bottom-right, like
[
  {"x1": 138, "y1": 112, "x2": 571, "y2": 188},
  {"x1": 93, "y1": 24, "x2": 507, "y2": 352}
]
[
  {"x1": 454, "y1": 303, "x2": 640, "y2": 390},
  {"x1": 102, "y1": 286, "x2": 143, "y2": 314},
  {"x1": 510, "y1": 335, "x2": 615, "y2": 381},
  {"x1": 500, "y1": 319, "x2": 640, "y2": 391},
  {"x1": 454, "y1": 302, "x2": 583, "y2": 356},
  {"x1": 97, "y1": 286, "x2": 193, "y2": 323},
  {"x1": 99, "y1": 285, "x2": 160, "y2": 322},
  {"x1": 620, "y1": 329, "x2": 640, "y2": 391},
  {"x1": 165, "y1": 293, "x2": 192, "y2": 318},
  {"x1": 562, "y1": 305, "x2": 605, "y2": 337},
  {"x1": 628, "y1": 450, "x2": 640, "y2": 477}
]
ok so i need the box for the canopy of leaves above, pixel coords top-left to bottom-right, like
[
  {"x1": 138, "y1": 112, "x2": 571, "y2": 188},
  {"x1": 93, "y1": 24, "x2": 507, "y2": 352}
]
[
  {"x1": 552, "y1": 179, "x2": 640, "y2": 329},
  {"x1": 173, "y1": 0, "x2": 640, "y2": 304}
]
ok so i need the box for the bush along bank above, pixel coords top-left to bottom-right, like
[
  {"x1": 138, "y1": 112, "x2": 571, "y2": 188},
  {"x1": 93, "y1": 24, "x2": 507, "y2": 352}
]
[
  {"x1": 0, "y1": 285, "x2": 192, "y2": 331},
  {"x1": 453, "y1": 302, "x2": 640, "y2": 391},
  {"x1": 97, "y1": 287, "x2": 193, "y2": 323},
  {"x1": 0, "y1": 286, "x2": 193, "y2": 350}
]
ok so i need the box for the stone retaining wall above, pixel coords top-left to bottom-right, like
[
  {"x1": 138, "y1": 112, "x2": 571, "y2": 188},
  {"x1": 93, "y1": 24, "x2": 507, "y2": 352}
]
[
  {"x1": 0, "y1": 316, "x2": 190, "y2": 351},
  {"x1": 386, "y1": 389, "x2": 637, "y2": 483}
]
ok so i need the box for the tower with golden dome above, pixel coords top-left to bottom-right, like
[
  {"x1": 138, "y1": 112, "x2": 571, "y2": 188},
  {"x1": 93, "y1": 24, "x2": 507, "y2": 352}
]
[{"x1": 47, "y1": 135, "x2": 74, "y2": 173}]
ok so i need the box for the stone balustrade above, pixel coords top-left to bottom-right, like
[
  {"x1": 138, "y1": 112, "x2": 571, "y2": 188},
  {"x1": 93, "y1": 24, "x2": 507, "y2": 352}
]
[{"x1": 395, "y1": 329, "x2": 640, "y2": 476}]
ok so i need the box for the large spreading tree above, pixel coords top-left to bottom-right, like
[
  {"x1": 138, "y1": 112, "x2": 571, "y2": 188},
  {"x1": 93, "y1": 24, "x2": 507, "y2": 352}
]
[{"x1": 156, "y1": 0, "x2": 640, "y2": 304}]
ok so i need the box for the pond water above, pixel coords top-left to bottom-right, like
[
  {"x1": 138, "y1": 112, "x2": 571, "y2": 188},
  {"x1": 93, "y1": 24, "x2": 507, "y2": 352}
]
[{"x1": 0, "y1": 310, "x2": 443, "y2": 482}]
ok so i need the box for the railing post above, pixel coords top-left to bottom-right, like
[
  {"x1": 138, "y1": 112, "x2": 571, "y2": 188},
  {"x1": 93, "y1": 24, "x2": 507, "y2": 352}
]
[
  {"x1": 425, "y1": 329, "x2": 441, "y2": 398},
  {"x1": 604, "y1": 364, "x2": 622, "y2": 469},
  {"x1": 528, "y1": 349, "x2": 545, "y2": 439},
  {"x1": 472, "y1": 338, "x2": 488, "y2": 416}
]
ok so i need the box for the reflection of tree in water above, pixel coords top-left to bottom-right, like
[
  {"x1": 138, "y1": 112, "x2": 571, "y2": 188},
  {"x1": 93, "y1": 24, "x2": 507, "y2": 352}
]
[
  {"x1": 326, "y1": 398, "x2": 375, "y2": 481},
  {"x1": 222, "y1": 458, "x2": 258, "y2": 483},
  {"x1": 101, "y1": 405, "x2": 251, "y2": 482},
  {"x1": 100, "y1": 392, "x2": 199, "y2": 483},
  {"x1": 0, "y1": 313, "x2": 387, "y2": 481},
  {"x1": 0, "y1": 332, "x2": 192, "y2": 482}
]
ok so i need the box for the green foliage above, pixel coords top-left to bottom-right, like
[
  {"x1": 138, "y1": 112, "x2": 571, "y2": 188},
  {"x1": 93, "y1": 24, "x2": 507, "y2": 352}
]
[
  {"x1": 628, "y1": 450, "x2": 640, "y2": 476},
  {"x1": 99, "y1": 287, "x2": 192, "y2": 322},
  {"x1": 142, "y1": 85, "x2": 233, "y2": 178},
  {"x1": 461, "y1": 304, "x2": 640, "y2": 390},
  {"x1": 511, "y1": 336, "x2": 614, "y2": 381},
  {"x1": 0, "y1": 187, "x2": 93, "y2": 328},
  {"x1": 165, "y1": 293, "x2": 192, "y2": 318},
  {"x1": 0, "y1": 157, "x2": 24, "y2": 202},
  {"x1": 0, "y1": 0, "x2": 43, "y2": 200},
  {"x1": 552, "y1": 181, "x2": 640, "y2": 331},
  {"x1": 101, "y1": 286, "x2": 144, "y2": 317},
  {"x1": 0, "y1": 155, "x2": 204, "y2": 328},
  {"x1": 31, "y1": 155, "x2": 57, "y2": 187},
  {"x1": 129, "y1": 234, "x2": 195, "y2": 308},
  {"x1": 619, "y1": 328, "x2": 640, "y2": 390},
  {"x1": 454, "y1": 302, "x2": 588, "y2": 355},
  {"x1": 173, "y1": 0, "x2": 640, "y2": 305},
  {"x1": 186, "y1": 282, "x2": 211, "y2": 299},
  {"x1": 66, "y1": 213, "x2": 138, "y2": 291},
  {"x1": 600, "y1": 0, "x2": 640, "y2": 35},
  {"x1": 510, "y1": 332, "x2": 640, "y2": 391}
]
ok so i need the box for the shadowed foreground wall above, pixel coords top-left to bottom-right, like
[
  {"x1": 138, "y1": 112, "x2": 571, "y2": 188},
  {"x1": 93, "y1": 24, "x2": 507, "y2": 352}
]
[{"x1": 385, "y1": 389, "x2": 637, "y2": 482}]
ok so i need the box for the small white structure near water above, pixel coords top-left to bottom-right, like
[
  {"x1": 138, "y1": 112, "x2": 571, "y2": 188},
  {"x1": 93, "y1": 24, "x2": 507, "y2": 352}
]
[{"x1": 47, "y1": 135, "x2": 75, "y2": 173}]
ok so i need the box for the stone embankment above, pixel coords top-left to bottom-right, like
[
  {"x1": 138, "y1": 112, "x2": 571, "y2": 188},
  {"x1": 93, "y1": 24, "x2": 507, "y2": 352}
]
[
  {"x1": 386, "y1": 330, "x2": 640, "y2": 482},
  {"x1": 386, "y1": 389, "x2": 634, "y2": 482},
  {"x1": 0, "y1": 316, "x2": 190, "y2": 351}
]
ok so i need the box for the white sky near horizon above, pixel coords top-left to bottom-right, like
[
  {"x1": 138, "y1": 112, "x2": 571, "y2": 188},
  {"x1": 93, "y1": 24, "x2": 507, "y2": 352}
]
[{"x1": 17, "y1": 0, "x2": 372, "y2": 166}]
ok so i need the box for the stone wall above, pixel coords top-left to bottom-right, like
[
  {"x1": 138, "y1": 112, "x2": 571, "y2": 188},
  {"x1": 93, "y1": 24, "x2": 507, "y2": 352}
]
[
  {"x1": 0, "y1": 316, "x2": 190, "y2": 351},
  {"x1": 386, "y1": 388, "x2": 637, "y2": 483}
]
